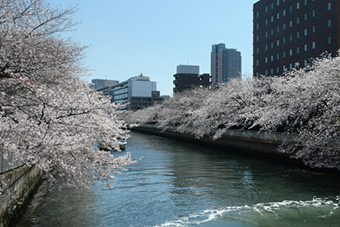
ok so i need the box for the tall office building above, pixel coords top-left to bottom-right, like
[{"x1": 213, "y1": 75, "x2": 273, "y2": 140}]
[
  {"x1": 253, "y1": 0, "x2": 340, "y2": 77},
  {"x1": 173, "y1": 65, "x2": 211, "y2": 93},
  {"x1": 211, "y1": 43, "x2": 242, "y2": 84}
]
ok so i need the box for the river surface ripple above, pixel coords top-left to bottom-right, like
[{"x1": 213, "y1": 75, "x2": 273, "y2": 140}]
[{"x1": 17, "y1": 131, "x2": 340, "y2": 227}]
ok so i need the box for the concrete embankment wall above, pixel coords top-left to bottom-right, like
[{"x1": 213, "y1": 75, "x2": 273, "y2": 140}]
[
  {"x1": 0, "y1": 165, "x2": 43, "y2": 227},
  {"x1": 132, "y1": 124, "x2": 302, "y2": 166}
]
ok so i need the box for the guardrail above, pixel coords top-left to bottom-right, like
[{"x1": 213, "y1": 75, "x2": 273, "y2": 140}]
[{"x1": 0, "y1": 149, "x2": 24, "y2": 174}]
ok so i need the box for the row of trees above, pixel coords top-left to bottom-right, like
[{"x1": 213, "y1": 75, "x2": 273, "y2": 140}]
[
  {"x1": 125, "y1": 53, "x2": 340, "y2": 170},
  {"x1": 0, "y1": 0, "x2": 135, "y2": 204}
]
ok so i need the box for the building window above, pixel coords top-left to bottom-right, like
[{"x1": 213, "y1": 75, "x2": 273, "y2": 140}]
[
  {"x1": 277, "y1": 40, "x2": 280, "y2": 46},
  {"x1": 277, "y1": 13, "x2": 280, "y2": 19},
  {"x1": 297, "y1": 46, "x2": 300, "y2": 54},
  {"x1": 283, "y1": 65, "x2": 286, "y2": 71},
  {"x1": 271, "y1": 16, "x2": 274, "y2": 22},
  {"x1": 265, "y1": 57, "x2": 268, "y2": 63},
  {"x1": 256, "y1": 60, "x2": 259, "y2": 66},
  {"x1": 271, "y1": 68, "x2": 273, "y2": 75},
  {"x1": 290, "y1": 6, "x2": 293, "y2": 13},
  {"x1": 257, "y1": 36, "x2": 259, "y2": 42},
  {"x1": 283, "y1": 51, "x2": 286, "y2": 58},
  {"x1": 266, "y1": 6, "x2": 268, "y2": 12},
  {"x1": 271, "y1": 29, "x2": 273, "y2": 35},
  {"x1": 312, "y1": 25, "x2": 315, "y2": 33},
  {"x1": 312, "y1": 10, "x2": 315, "y2": 17},
  {"x1": 283, "y1": 37, "x2": 286, "y2": 44},
  {"x1": 277, "y1": 67, "x2": 280, "y2": 73},
  {"x1": 328, "y1": 36, "x2": 332, "y2": 44},
  {"x1": 283, "y1": 9, "x2": 286, "y2": 16},
  {"x1": 328, "y1": 2, "x2": 331, "y2": 10},
  {"x1": 283, "y1": 23, "x2": 286, "y2": 30},
  {"x1": 328, "y1": 19, "x2": 331, "y2": 27},
  {"x1": 277, "y1": 0, "x2": 280, "y2": 6},
  {"x1": 257, "y1": 11, "x2": 259, "y2": 17},
  {"x1": 304, "y1": 44, "x2": 307, "y2": 51},
  {"x1": 297, "y1": 2, "x2": 300, "y2": 9},
  {"x1": 297, "y1": 32, "x2": 300, "y2": 39},
  {"x1": 297, "y1": 17, "x2": 300, "y2": 24},
  {"x1": 265, "y1": 32, "x2": 268, "y2": 37},
  {"x1": 290, "y1": 63, "x2": 292, "y2": 70},
  {"x1": 305, "y1": 0, "x2": 307, "y2": 5},
  {"x1": 271, "y1": 42, "x2": 273, "y2": 48},
  {"x1": 290, "y1": 34, "x2": 293, "y2": 41},
  {"x1": 256, "y1": 24, "x2": 259, "y2": 29},
  {"x1": 266, "y1": 19, "x2": 268, "y2": 25},
  {"x1": 290, "y1": 49, "x2": 293, "y2": 56},
  {"x1": 271, "y1": 55, "x2": 273, "y2": 61},
  {"x1": 290, "y1": 20, "x2": 293, "y2": 27},
  {"x1": 271, "y1": 3, "x2": 274, "y2": 9},
  {"x1": 277, "y1": 26, "x2": 280, "y2": 33},
  {"x1": 312, "y1": 41, "x2": 316, "y2": 49},
  {"x1": 265, "y1": 44, "x2": 268, "y2": 50},
  {"x1": 304, "y1": 60, "x2": 307, "y2": 66},
  {"x1": 304, "y1": 29, "x2": 307, "y2": 36},
  {"x1": 277, "y1": 53, "x2": 280, "y2": 60},
  {"x1": 304, "y1": 13, "x2": 307, "y2": 20}
]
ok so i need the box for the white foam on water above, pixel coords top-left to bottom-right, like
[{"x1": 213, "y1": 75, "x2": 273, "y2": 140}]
[{"x1": 156, "y1": 197, "x2": 340, "y2": 227}]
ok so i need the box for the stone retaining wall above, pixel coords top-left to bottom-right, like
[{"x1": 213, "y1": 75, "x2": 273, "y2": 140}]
[
  {"x1": 0, "y1": 165, "x2": 43, "y2": 227},
  {"x1": 132, "y1": 124, "x2": 302, "y2": 165}
]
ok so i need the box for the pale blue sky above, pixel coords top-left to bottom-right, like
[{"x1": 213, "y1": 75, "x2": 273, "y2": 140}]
[{"x1": 47, "y1": 0, "x2": 257, "y2": 96}]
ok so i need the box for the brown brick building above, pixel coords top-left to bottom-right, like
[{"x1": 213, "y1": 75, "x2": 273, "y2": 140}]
[{"x1": 253, "y1": 0, "x2": 340, "y2": 77}]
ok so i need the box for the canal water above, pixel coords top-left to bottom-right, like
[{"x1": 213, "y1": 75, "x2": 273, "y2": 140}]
[{"x1": 17, "y1": 131, "x2": 340, "y2": 227}]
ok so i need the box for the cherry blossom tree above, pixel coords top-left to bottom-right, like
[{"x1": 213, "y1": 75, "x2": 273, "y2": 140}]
[
  {"x1": 127, "y1": 53, "x2": 340, "y2": 170},
  {"x1": 257, "y1": 55, "x2": 340, "y2": 169},
  {"x1": 0, "y1": 0, "x2": 135, "y2": 202}
]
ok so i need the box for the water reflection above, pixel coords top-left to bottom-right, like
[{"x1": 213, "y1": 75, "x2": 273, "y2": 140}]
[{"x1": 16, "y1": 180, "x2": 100, "y2": 227}]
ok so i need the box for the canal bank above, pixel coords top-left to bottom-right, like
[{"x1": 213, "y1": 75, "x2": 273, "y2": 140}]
[
  {"x1": 0, "y1": 165, "x2": 43, "y2": 227},
  {"x1": 131, "y1": 124, "x2": 306, "y2": 168}
]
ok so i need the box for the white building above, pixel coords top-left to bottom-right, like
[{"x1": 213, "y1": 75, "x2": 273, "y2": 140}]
[{"x1": 93, "y1": 74, "x2": 161, "y2": 110}]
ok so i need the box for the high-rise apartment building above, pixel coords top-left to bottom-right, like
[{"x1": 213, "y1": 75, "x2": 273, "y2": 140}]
[
  {"x1": 211, "y1": 43, "x2": 242, "y2": 84},
  {"x1": 253, "y1": 0, "x2": 340, "y2": 77}
]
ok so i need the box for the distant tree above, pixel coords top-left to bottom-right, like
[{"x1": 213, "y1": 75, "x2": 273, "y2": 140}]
[{"x1": 0, "y1": 0, "x2": 135, "y2": 203}]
